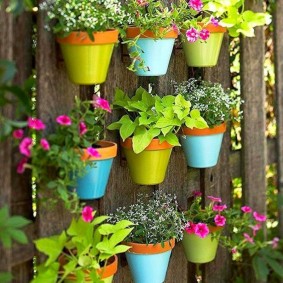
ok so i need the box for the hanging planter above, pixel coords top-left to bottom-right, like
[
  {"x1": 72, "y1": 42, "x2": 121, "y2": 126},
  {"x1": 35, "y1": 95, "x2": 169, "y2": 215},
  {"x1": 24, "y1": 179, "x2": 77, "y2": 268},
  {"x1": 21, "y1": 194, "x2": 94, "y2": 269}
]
[
  {"x1": 121, "y1": 138, "x2": 173, "y2": 185},
  {"x1": 182, "y1": 227, "x2": 222, "y2": 264},
  {"x1": 180, "y1": 123, "x2": 226, "y2": 168},
  {"x1": 126, "y1": 27, "x2": 178, "y2": 76},
  {"x1": 182, "y1": 24, "x2": 226, "y2": 67},
  {"x1": 75, "y1": 141, "x2": 117, "y2": 200},
  {"x1": 57, "y1": 30, "x2": 119, "y2": 85},
  {"x1": 125, "y1": 239, "x2": 175, "y2": 283}
]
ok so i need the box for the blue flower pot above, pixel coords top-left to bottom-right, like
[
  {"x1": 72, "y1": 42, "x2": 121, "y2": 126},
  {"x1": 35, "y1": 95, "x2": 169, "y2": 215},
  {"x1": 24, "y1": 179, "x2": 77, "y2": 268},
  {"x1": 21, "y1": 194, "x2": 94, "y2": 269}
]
[
  {"x1": 75, "y1": 141, "x2": 117, "y2": 200},
  {"x1": 126, "y1": 27, "x2": 177, "y2": 76},
  {"x1": 180, "y1": 124, "x2": 226, "y2": 168},
  {"x1": 125, "y1": 240, "x2": 175, "y2": 283}
]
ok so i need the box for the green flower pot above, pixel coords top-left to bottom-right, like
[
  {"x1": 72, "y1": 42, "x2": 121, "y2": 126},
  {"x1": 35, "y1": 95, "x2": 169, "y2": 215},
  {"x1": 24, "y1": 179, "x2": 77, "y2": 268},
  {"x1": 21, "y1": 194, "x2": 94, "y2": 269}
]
[
  {"x1": 57, "y1": 30, "x2": 118, "y2": 85},
  {"x1": 121, "y1": 138, "x2": 173, "y2": 185},
  {"x1": 182, "y1": 231, "x2": 221, "y2": 263},
  {"x1": 182, "y1": 24, "x2": 226, "y2": 67}
]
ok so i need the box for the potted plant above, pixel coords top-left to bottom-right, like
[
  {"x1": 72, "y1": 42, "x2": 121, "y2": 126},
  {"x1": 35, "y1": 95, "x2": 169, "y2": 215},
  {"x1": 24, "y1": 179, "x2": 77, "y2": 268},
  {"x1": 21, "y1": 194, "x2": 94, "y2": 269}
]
[
  {"x1": 172, "y1": 78, "x2": 242, "y2": 168},
  {"x1": 121, "y1": 0, "x2": 180, "y2": 76},
  {"x1": 31, "y1": 206, "x2": 133, "y2": 283},
  {"x1": 107, "y1": 86, "x2": 207, "y2": 185},
  {"x1": 40, "y1": 0, "x2": 126, "y2": 84},
  {"x1": 13, "y1": 95, "x2": 116, "y2": 209},
  {"x1": 108, "y1": 190, "x2": 186, "y2": 283},
  {"x1": 182, "y1": 192, "x2": 227, "y2": 264},
  {"x1": 175, "y1": 0, "x2": 271, "y2": 67}
]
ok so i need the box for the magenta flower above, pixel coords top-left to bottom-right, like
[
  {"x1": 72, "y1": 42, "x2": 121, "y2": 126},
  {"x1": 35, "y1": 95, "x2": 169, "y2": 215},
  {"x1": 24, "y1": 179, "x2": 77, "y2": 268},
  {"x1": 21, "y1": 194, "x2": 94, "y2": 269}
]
[
  {"x1": 185, "y1": 222, "x2": 196, "y2": 234},
  {"x1": 210, "y1": 17, "x2": 219, "y2": 26},
  {"x1": 207, "y1": 196, "x2": 222, "y2": 203},
  {"x1": 194, "y1": 223, "x2": 209, "y2": 238},
  {"x1": 188, "y1": 0, "x2": 203, "y2": 11},
  {"x1": 214, "y1": 214, "x2": 226, "y2": 226},
  {"x1": 231, "y1": 247, "x2": 237, "y2": 254},
  {"x1": 199, "y1": 29, "x2": 210, "y2": 40},
  {"x1": 241, "y1": 206, "x2": 252, "y2": 213},
  {"x1": 40, "y1": 138, "x2": 50, "y2": 151},
  {"x1": 17, "y1": 157, "x2": 28, "y2": 174},
  {"x1": 172, "y1": 23, "x2": 180, "y2": 35},
  {"x1": 79, "y1": 121, "x2": 88, "y2": 136},
  {"x1": 28, "y1": 117, "x2": 46, "y2": 130},
  {"x1": 271, "y1": 237, "x2": 279, "y2": 249},
  {"x1": 243, "y1": 233, "x2": 254, "y2": 244},
  {"x1": 213, "y1": 204, "x2": 227, "y2": 212},
  {"x1": 19, "y1": 137, "x2": 33, "y2": 157},
  {"x1": 93, "y1": 95, "x2": 111, "y2": 113},
  {"x1": 137, "y1": 0, "x2": 148, "y2": 6},
  {"x1": 56, "y1": 115, "x2": 72, "y2": 126},
  {"x1": 192, "y1": 190, "x2": 202, "y2": 198},
  {"x1": 251, "y1": 223, "x2": 261, "y2": 236},
  {"x1": 87, "y1": 147, "x2": 101, "y2": 158},
  {"x1": 253, "y1": 211, "x2": 267, "y2": 222},
  {"x1": 186, "y1": 27, "x2": 198, "y2": 43},
  {"x1": 82, "y1": 206, "x2": 94, "y2": 222},
  {"x1": 13, "y1": 129, "x2": 24, "y2": 139}
]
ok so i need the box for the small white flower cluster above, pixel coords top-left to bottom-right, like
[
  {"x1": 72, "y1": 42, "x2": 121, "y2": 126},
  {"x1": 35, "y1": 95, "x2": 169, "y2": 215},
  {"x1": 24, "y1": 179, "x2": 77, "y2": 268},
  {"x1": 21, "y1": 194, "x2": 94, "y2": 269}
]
[
  {"x1": 40, "y1": 0, "x2": 126, "y2": 34},
  {"x1": 108, "y1": 190, "x2": 186, "y2": 245}
]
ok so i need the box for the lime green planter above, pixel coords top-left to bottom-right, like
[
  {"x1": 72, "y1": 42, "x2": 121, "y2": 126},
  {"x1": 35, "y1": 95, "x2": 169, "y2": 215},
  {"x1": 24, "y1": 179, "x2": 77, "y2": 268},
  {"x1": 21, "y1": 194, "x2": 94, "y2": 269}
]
[
  {"x1": 182, "y1": 231, "x2": 221, "y2": 263},
  {"x1": 182, "y1": 24, "x2": 226, "y2": 67},
  {"x1": 121, "y1": 138, "x2": 173, "y2": 185},
  {"x1": 57, "y1": 30, "x2": 118, "y2": 85}
]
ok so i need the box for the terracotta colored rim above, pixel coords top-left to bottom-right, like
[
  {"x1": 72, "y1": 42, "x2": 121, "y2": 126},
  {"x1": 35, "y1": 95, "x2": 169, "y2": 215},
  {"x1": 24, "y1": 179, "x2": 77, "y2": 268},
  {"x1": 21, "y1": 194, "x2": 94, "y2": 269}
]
[
  {"x1": 57, "y1": 29, "x2": 119, "y2": 45},
  {"x1": 126, "y1": 27, "x2": 178, "y2": 39},
  {"x1": 121, "y1": 138, "x2": 174, "y2": 151},
  {"x1": 125, "y1": 239, "x2": 175, "y2": 254},
  {"x1": 181, "y1": 123, "x2": 226, "y2": 136},
  {"x1": 181, "y1": 23, "x2": 226, "y2": 34},
  {"x1": 81, "y1": 141, "x2": 118, "y2": 161},
  {"x1": 209, "y1": 225, "x2": 223, "y2": 234}
]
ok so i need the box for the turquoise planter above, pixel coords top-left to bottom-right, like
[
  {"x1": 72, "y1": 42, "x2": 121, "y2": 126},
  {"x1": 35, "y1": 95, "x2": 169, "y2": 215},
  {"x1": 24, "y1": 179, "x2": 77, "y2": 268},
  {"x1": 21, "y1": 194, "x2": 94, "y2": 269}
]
[
  {"x1": 180, "y1": 124, "x2": 226, "y2": 168},
  {"x1": 126, "y1": 27, "x2": 177, "y2": 76}
]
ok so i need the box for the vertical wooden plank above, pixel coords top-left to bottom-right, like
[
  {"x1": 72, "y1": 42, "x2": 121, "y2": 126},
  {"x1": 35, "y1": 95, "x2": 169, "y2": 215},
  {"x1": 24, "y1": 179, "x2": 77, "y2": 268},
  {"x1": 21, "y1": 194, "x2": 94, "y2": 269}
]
[{"x1": 274, "y1": 0, "x2": 283, "y2": 240}]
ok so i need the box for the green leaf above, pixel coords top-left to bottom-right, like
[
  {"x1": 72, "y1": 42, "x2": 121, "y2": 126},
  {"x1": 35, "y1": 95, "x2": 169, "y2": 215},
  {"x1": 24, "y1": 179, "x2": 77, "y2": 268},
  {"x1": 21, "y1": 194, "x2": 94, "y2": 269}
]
[
  {"x1": 8, "y1": 229, "x2": 29, "y2": 245},
  {"x1": 266, "y1": 257, "x2": 283, "y2": 278},
  {"x1": 120, "y1": 117, "x2": 137, "y2": 141},
  {"x1": 0, "y1": 60, "x2": 17, "y2": 84},
  {"x1": 252, "y1": 255, "x2": 269, "y2": 281},
  {"x1": 31, "y1": 262, "x2": 59, "y2": 283},
  {"x1": 132, "y1": 127, "x2": 159, "y2": 154},
  {"x1": 163, "y1": 133, "x2": 180, "y2": 147},
  {"x1": 190, "y1": 109, "x2": 201, "y2": 119},
  {"x1": 92, "y1": 215, "x2": 109, "y2": 226},
  {"x1": 0, "y1": 272, "x2": 13, "y2": 283},
  {"x1": 108, "y1": 228, "x2": 133, "y2": 248}
]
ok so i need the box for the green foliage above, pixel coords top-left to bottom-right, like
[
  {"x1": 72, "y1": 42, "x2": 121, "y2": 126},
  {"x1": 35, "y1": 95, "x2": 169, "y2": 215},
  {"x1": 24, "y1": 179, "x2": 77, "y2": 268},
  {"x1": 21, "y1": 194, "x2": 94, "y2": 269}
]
[
  {"x1": 0, "y1": 0, "x2": 34, "y2": 15},
  {"x1": 107, "y1": 86, "x2": 207, "y2": 153},
  {"x1": 0, "y1": 273, "x2": 13, "y2": 283},
  {"x1": 32, "y1": 209, "x2": 133, "y2": 283}
]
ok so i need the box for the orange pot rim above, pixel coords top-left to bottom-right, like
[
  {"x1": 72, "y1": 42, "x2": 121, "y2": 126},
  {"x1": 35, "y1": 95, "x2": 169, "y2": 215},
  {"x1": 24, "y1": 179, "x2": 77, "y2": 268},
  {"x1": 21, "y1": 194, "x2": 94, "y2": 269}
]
[
  {"x1": 181, "y1": 23, "x2": 226, "y2": 34},
  {"x1": 125, "y1": 239, "x2": 175, "y2": 254},
  {"x1": 121, "y1": 138, "x2": 174, "y2": 151},
  {"x1": 181, "y1": 123, "x2": 226, "y2": 136},
  {"x1": 81, "y1": 141, "x2": 118, "y2": 161},
  {"x1": 126, "y1": 27, "x2": 178, "y2": 39},
  {"x1": 208, "y1": 225, "x2": 223, "y2": 234},
  {"x1": 57, "y1": 29, "x2": 119, "y2": 45}
]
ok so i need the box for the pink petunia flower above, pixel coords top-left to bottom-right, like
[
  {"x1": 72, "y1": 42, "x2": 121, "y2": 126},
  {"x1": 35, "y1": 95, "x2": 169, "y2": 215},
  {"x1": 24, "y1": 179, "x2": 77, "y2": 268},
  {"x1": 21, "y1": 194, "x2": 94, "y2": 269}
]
[
  {"x1": 251, "y1": 223, "x2": 261, "y2": 236},
  {"x1": 188, "y1": 0, "x2": 203, "y2": 11},
  {"x1": 28, "y1": 117, "x2": 46, "y2": 130},
  {"x1": 19, "y1": 137, "x2": 33, "y2": 157},
  {"x1": 192, "y1": 190, "x2": 202, "y2": 198},
  {"x1": 17, "y1": 157, "x2": 28, "y2": 174},
  {"x1": 186, "y1": 27, "x2": 199, "y2": 42},
  {"x1": 56, "y1": 115, "x2": 72, "y2": 126},
  {"x1": 194, "y1": 223, "x2": 209, "y2": 238},
  {"x1": 185, "y1": 222, "x2": 196, "y2": 234},
  {"x1": 79, "y1": 121, "x2": 88, "y2": 136},
  {"x1": 93, "y1": 95, "x2": 111, "y2": 113},
  {"x1": 214, "y1": 214, "x2": 226, "y2": 226},
  {"x1": 271, "y1": 237, "x2": 279, "y2": 249},
  {"x1": 82, "y1": 206, "x2": 94, "y2": 222},
  {"x1": 13, "y1": 129, "x2": 24, "y2": 139},
  {"x1": 243, "y1": 233, "x2": 254, "y2": 244},
  {"x1": 137, "y1": 0, "x2": 148, "y2": 6},
  {"x1": 199, "y1": 29, "x2": 210, "y2": 40},
  {"x1": 40, "y1": 138, "x2": 50, "y2": 151},
  {"x1": 241, "y1": 206, "x2": 252, "y2": 213},
  {"x1": 87, "y1": 147, "x2": 101, "y2": 158},
  {"x1": 210, "y1": 17, "x2": 219, "y2": 26},
  {"x1": 207, "y1": 196, "x2": 222, "y2": 203},
  {"x1": 172, "y1": 23, "x2": 180, "y2": 35},
  {"x1": 253, "y1": 211, "x2": 267, "y2": 222},
  {"x1": 213, "y1": 204, "x2": 227, "y2": 212},
  {"x1": 231, "y1": 247, "x2": 237, "y2": 254}
]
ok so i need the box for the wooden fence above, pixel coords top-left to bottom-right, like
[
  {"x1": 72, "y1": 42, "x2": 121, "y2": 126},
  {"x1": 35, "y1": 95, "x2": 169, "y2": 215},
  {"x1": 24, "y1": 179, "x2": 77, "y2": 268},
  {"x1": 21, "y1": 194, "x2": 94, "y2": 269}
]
[{"x1": 0, "y1": 0, "x2": 282, "y2": 282}]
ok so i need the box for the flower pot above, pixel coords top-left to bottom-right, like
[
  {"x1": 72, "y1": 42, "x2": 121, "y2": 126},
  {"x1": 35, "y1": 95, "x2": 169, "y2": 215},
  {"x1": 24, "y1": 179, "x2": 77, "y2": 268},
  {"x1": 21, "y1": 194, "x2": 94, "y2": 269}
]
[
  {"x1": 182, "y1": 228, "x2": 221, "y2": 264},
  {"x1": 57, "y1": 30, "x2": 119, "y2": 84},
  {"x1": 180, "y1": 123, "x2": 226, "y2": 168},
  {"x1": 182, "y1": 24, "x2": 226, "y2": 67},
  {"x1": 121, "y1": 138, "x2": 173, "y2": 185},
  {"x1": 126, "y1": 27, "x2": 178, "y2": 76},
  {"x1": 63, "y1": 255, "x2": 118, "y2": 283},
  {"x1": 125, "y1": 239, "x2": 175, "y2": 283},
  {"x1": 75, "y1": 141, "x2": 117, "y2": 200}
]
